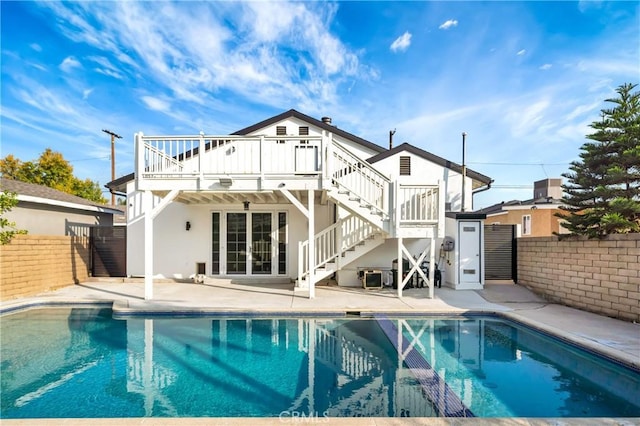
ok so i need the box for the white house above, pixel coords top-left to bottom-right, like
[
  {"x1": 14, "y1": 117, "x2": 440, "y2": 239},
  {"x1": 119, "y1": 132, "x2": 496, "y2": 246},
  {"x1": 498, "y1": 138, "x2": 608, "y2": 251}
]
[{"x1": 107, "y1": 109, "x2": 492, "y2": 300}]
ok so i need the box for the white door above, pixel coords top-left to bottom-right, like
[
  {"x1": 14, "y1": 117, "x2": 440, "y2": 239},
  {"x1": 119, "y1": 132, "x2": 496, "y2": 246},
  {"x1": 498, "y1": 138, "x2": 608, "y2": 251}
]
[{"x1": 459, "y1": 221, "x2": 481, "y2": 283}]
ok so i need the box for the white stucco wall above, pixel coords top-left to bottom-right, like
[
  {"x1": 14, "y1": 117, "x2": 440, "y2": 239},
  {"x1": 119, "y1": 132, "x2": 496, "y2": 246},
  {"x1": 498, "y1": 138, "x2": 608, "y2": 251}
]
[
  {"x1": 369, "y1": 151, "x2": 475, "y2": 212},
  {"x1": 126, "y1": 182, "x2": 334, "y2": 279}
]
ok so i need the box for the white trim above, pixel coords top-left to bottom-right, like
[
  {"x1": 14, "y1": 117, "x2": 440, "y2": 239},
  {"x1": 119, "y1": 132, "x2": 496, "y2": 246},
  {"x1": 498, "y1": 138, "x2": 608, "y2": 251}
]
[{"x1": 17, "y1": 194, "x2": 123, "y2": 215}]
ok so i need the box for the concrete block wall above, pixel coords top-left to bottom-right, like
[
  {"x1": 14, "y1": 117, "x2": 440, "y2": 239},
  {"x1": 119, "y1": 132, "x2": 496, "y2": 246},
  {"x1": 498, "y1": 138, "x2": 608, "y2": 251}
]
[
  {"x1": 0, "y1": 235, "x2": 90, "y2": 301},
  {"x1": 517, "y1": 234, "x2": 640, "y2": 322}
]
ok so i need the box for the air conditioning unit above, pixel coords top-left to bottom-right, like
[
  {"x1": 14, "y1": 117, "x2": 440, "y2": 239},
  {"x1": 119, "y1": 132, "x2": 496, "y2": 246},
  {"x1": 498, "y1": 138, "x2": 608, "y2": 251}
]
[{"x1": 361, "y1": 270, "x2": 383, "y2": 289}]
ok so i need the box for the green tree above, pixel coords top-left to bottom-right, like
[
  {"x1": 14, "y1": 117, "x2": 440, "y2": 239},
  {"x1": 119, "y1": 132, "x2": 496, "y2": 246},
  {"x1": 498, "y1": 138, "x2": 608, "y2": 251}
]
[
  {"x1": 0, "y1": 191, "x2": 27, "y2": 245},
  {"x1": 0, "y1": 149, "x2": 107, "y2": 204},
  {"x1": 558, "y1": 83, "x2": 640, "y2": 238}
]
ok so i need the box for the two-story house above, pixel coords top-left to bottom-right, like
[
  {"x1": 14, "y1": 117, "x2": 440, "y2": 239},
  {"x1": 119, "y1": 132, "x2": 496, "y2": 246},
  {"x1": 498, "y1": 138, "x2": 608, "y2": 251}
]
[{"x1": 107, "y1": 110, "x2": 492, "y2": 299}]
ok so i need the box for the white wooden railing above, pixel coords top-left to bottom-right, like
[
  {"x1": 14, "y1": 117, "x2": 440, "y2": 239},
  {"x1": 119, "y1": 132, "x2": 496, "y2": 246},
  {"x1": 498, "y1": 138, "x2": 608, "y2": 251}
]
[
  {"x1": 398, "y1": 184, "x2": 440, "y2": 224},
  {"x1": 331, "y1": 141, "x2": 391, "y2": 218},
  {"x1": 298, "y1": 215, "x2": 379, "y2": 284},
  {"x1": 137, "y1": 133, "x2": 324, "y2": 179}
]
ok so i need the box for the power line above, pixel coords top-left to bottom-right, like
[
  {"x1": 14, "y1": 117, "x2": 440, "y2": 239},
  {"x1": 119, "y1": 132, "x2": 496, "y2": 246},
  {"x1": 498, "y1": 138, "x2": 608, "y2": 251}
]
[
  {"x1": 467, "y1": 161, "x2": 571, "y2": 166},
  {"x1": 68, "y1": 155, "x2": 111, "y2": 162}
]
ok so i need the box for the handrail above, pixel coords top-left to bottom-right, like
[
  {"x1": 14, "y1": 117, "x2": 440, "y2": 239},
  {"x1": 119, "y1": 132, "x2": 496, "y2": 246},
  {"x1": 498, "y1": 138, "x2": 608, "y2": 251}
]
[
  {"x1": 298, "y1": 214, "x2": 379, "y2": 282},
  {"x1": 331, "y1": 140, "x2": 390, "y2": 218}
]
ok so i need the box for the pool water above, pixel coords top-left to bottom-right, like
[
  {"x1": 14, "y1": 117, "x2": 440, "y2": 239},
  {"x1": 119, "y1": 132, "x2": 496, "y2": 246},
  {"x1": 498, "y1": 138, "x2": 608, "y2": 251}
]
[{"x1": 1, "y1": 308, "x2": 639, "y2": 418}]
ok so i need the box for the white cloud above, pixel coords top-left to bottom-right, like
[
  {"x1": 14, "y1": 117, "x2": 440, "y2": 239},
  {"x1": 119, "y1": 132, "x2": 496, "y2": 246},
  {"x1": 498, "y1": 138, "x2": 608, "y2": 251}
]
[
  {"x1": 39, "y1": 1, "x2": 366, "y2": 113},
  {"x1": 82, "y1": 89, "x2": 93, "y2": 100},
  {"x1": 59, "y1": 56, "x2": 81, "y2": 72},
  {"x1": 30, "y1": 43, "x2": 42, "y2": 52},
  {"x1": 517, "y1": 49, "x2": 526, "y2": 56},
  {"x1": 88, "y1": 56, "x2": 125, "y2": 79},
  {"x1": 390, "y1": 31, "x2": 412, "y2": 53},
  {"x1": 539, "y1": 63, "x2": 552, "y2": 70},
  {"x1": 439, "y1": 19, "x2": 458, "y2": 30},
  {"x1": 142, "y1": 96, "x2": 171, "y2": 112}
]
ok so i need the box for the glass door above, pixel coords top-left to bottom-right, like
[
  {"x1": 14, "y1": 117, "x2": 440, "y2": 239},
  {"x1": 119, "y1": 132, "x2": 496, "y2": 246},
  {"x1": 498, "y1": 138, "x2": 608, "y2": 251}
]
[
  {"x1": 226, "y1": 213, "x2": 247, "y2": 274},
  {"x1": 251, "y1": 213, "x2": 272, "y2": 275},
  {"x1": 224, "y1": 212, "x2": 273, "y2": 275}
]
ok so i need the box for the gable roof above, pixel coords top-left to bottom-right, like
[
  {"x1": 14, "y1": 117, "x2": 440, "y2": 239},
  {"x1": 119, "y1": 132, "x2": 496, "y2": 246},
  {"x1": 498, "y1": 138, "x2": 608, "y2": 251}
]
[
  {"x1": 232, "y1": 109, "x2": 387, "y2": 154},
  {"x1": 1, "y1": 177, "x2": 123, "y2": 215},
  {"x1": 367, "y1": 142, "x2": 492, "y2": 186}
]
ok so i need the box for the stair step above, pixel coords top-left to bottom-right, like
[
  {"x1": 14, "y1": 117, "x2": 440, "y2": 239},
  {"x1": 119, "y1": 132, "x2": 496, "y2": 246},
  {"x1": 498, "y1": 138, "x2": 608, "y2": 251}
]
[
  {"x1": 338, "y1": 190, "x2": 350, "y2": 195},
  {"x1": 349, "y1": 197, "x2": 361, "y2": 202}
]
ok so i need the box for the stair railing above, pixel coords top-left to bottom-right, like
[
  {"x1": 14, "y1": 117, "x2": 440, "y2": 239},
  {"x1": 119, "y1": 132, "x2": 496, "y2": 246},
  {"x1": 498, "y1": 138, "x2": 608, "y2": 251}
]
[
  {"x1": 331, "y1": 141, "x2": 391, "y2": 218},
  {"x1": 298, "y1": 214, "x2": 381, "y2": 285}
]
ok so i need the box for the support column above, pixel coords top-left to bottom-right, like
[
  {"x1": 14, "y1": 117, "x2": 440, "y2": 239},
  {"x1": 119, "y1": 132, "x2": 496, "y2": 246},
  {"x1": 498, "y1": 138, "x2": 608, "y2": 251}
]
[
  {"x1": 308, "y1": 189, "x2": 315, "y2": 299},
  {"x1": 397, "y1": 237, "x2": 403, "y2": 298},
  {"x1": 429, "y1": 237, "x2": 435, "y2": 299},
  {"x1": 144, "y1": 190, "x2": 154, "y2": 300}
]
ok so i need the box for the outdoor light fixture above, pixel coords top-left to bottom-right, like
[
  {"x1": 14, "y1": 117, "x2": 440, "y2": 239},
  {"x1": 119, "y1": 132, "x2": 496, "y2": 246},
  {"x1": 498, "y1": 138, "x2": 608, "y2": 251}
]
[
  {"x1": 186, "y1": 221, "x2": 191, "y2": 231},
  {"x1": 243, "y1": 201, "x2": 250, "y2": 211}
]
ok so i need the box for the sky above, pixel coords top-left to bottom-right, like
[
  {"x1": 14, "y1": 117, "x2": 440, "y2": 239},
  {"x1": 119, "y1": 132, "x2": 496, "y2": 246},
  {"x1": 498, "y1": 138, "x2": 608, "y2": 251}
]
[{"x1": 1, "y1": 1, "x2": 638, "y2": 209}]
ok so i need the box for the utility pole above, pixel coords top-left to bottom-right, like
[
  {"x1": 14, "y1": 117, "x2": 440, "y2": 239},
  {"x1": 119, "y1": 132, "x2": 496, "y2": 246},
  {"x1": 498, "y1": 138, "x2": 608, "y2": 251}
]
[
  {"x1": 102, "y1": 129, "x2": 122, "y2": 205},
  {"x1": 461, "y1": 132, "x2": 467, "y2": 212}
]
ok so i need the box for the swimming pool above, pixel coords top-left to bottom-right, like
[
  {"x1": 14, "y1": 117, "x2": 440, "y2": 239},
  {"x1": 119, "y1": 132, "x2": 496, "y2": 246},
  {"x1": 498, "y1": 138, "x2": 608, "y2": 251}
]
[{"x1": 1, "y1": 307, "x2": 639, "y2": 418}]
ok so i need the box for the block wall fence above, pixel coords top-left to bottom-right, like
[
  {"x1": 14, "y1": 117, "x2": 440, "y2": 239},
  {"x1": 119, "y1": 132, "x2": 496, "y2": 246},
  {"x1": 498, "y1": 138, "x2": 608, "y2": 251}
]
[
  {"x1": 0, "y1": 235, "x2": 90, "y2": 301},
  {"x1": 517, "y1": 234, "x2": 640, "y2": 323}
]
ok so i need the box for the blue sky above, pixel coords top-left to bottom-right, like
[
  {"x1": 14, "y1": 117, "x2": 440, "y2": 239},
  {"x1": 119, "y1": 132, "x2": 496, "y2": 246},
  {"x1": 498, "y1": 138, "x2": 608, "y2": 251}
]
[{"x1": 1, "y1": 1, "x2": 638, "y2": 208}]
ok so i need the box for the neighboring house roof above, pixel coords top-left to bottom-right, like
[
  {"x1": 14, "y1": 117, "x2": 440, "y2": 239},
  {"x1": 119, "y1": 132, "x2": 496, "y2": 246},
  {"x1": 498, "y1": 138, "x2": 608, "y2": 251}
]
[
  {"x1": 367, "y1": 142, "x2": 493, "y2": 187},
  {"x1": 232, "y1": 109, "x2": 387, "y2": 155},
  {"x1": 106, "y1": 172, "x2": 135, "y2": 194},
  {"x1": 1, "y1": 177, "x2": 123, "y2": 215},
  {"x1": 476, "y1": 197, "x2": 563, "y2": 216}
]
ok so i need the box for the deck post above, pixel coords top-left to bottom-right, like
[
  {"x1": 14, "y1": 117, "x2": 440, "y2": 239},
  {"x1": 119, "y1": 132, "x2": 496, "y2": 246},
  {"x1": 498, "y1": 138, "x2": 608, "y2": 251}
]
[
  {"x1": 308, "y1": 189, "x2": 315, "y2": 298},
  {"x1": 198, "y1": 132, "x2": 204, "y2": 180},
  {"x1": 144, "y1": 190, "x2": 154, "y2": 300},
  {"x1": 429, "y1": 236, "x2": 435, "y2": 299}
]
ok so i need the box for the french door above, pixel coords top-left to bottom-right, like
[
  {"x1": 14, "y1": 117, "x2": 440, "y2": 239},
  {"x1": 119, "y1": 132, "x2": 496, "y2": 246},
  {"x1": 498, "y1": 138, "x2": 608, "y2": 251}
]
[{"x1": 213, "y1": 212, "x2": 285, "y2": 275}]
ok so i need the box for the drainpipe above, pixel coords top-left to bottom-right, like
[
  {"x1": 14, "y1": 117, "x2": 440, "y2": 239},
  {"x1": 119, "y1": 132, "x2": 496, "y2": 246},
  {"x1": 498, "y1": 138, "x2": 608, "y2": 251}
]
[{"x1": 471, "y1": 181, "x2": 493, "y2": 211}]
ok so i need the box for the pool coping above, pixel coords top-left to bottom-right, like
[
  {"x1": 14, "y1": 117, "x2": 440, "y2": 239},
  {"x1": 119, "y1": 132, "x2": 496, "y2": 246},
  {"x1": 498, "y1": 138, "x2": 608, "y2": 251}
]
[{"x1": 2, "y1": 297, "x2": 639, "y2": 373}]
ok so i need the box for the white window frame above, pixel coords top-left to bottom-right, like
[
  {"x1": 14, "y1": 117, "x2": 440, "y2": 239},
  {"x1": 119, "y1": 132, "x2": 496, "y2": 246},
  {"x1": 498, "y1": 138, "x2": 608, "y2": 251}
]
[{"x1": 522, "y1": 214, "x2": 532, "y2": 236}]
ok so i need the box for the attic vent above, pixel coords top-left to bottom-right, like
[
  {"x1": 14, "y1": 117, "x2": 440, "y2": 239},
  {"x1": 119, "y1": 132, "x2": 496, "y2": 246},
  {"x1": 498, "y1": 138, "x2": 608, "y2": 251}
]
[
  {"x1": 299, "y1": 126, "x2": 309, "y2": 144},
  {"x1": 276, "y1": 125, "x2": 286, "y2": 144},
  {"x1": 399, "y1": 156, "x2": 411, "y2": 176}
]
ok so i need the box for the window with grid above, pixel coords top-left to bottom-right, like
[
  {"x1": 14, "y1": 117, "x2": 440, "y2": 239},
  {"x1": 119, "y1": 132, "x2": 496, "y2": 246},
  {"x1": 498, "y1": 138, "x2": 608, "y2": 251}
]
[{"x1": 400, "y1": 156, "x2": 411, "y2": 175}]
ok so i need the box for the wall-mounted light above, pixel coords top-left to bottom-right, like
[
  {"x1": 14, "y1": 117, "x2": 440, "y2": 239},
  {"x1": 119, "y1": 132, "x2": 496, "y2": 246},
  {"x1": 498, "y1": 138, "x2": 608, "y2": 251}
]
[
  {"x1": 243, "y1": 201, "x2": 250, "y2": 211},
  {"x1": 186, "y1": 221, "x2": 191, "y2": 231}
]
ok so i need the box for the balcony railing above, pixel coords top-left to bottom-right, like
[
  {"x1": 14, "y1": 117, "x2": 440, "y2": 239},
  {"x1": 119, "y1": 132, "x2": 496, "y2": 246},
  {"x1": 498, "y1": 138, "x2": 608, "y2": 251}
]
[{"x1": 136, "y1": 133, "x2": 325, "y2": 179}]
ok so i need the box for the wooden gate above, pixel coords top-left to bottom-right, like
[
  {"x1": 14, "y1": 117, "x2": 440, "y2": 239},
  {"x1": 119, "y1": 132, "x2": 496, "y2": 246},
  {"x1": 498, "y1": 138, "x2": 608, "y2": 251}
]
[
  {"x1": 90, "y1": 226, "x2": 126, "y2": 277},
  {"x1": 484, "y1": 224, "x2": 517, "y2": 281}
]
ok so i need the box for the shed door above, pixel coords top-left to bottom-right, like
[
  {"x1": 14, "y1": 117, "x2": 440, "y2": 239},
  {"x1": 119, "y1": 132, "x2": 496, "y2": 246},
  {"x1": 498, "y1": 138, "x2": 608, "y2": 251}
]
[{"x1": 459, "y1": 221, "x2": 480, "y2": 283}]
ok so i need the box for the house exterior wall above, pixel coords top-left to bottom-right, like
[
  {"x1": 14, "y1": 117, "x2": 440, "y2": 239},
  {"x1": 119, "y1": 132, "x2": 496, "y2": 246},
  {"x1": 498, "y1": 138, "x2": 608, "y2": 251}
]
[
  {"x1": 5, "y1": 202, "x2": 113, "y2": 236},
  {"x1": 370, "y1": 151, "x2": 473, "y2": 212},
  {"x1": 125, "y1": 183, "x2": 333, "y2": 279},
  {"x1": 245, "y1": 117, "x2": 381, "y2": 161},
  {"x1": 0, "y1": 234, "x2": 90, "y2": 300},
  {"x1": 336, "y1": 238, "x2": 437, "y2": 287},
  {"x1": 517, "y1": 234, "x2": 640, "y2": 323},
  {"x1": 487, "y1": 208, "x2": 566, "y2": 237}
]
